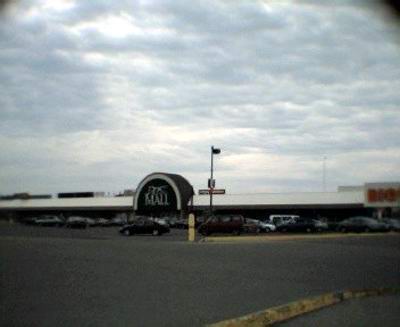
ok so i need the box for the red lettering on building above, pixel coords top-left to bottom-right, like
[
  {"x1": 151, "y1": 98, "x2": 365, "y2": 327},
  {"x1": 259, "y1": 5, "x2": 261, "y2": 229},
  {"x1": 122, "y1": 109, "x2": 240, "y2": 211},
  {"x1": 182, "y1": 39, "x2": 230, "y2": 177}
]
[
  {"x1": 368, "y1": 189, "x2": 377, "y2": 202},
  {"x1": 367, "y1": 188, "x2": 400, "y2": 203},
  {"x1": 377, "y1": 189, "x2": 385, "y2": 202},
  {"x1": 385, "y1": 188, "x2": 396, "y2": 202}
]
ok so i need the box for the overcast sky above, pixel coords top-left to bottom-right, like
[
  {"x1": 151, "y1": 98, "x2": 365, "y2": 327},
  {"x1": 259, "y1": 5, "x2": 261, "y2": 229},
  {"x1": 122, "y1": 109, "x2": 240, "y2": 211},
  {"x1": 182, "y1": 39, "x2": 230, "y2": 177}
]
[{"x1": 1, "y1": 0, "x2": 399, "y2": 196}]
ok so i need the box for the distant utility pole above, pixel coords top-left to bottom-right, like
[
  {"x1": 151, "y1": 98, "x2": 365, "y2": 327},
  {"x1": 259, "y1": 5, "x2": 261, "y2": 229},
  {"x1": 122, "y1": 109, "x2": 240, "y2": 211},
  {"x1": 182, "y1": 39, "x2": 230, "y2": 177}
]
[{"x1": 323, "y1": 156, "x2": 327, "y2": 192}]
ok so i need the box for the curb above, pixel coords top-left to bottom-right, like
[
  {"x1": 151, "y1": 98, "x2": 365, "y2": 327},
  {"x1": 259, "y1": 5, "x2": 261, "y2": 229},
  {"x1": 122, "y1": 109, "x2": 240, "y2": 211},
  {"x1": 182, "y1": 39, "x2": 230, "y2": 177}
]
[
  {"x1": 207, "y1": 287, "x2": 400, "y2": 327},
  {"x1": 201, "y1": 232, "x2": 396, "y2": 243}
]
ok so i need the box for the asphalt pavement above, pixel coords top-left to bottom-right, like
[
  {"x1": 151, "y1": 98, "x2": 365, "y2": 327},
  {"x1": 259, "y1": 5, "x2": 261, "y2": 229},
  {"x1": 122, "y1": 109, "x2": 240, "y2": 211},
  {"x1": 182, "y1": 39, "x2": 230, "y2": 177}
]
[{"x1": 1, "y1": 222, "x2": 399, "y2": 326}]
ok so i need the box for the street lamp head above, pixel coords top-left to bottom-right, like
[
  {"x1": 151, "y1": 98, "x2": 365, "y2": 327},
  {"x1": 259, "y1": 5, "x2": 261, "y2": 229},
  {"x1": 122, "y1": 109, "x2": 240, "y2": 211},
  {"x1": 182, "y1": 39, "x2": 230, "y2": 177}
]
[{"x1": 212, "y1": 147, "x2": 221, "y2": 154}]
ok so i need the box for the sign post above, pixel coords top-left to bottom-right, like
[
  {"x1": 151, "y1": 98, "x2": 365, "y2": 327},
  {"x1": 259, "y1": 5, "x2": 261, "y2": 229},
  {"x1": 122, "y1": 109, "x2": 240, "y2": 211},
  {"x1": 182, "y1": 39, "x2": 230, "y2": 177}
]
[
  {"x1": 188, "y1": 213, "x2": 195, "y2": 242},
  {"x1": 209, "y1": 146, "x2": 221, "y2": 215}
]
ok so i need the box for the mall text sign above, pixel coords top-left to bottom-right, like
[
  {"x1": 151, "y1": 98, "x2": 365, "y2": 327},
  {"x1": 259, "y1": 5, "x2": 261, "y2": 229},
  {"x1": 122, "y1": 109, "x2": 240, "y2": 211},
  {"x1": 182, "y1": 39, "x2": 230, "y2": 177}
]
[{"x1": 136, "y1": 178, "x2": 178, "y2": 214}]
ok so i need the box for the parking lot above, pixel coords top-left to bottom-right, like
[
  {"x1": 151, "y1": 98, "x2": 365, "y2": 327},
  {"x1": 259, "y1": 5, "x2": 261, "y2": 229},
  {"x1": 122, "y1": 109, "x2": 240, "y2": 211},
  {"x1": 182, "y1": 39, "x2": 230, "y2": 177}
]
[
  {"x1": 0, "y1": 221, "x2": 188, "y2": 241},
  {"x1": 1, "y1": 222, "x2": 399, "y2": 326}
]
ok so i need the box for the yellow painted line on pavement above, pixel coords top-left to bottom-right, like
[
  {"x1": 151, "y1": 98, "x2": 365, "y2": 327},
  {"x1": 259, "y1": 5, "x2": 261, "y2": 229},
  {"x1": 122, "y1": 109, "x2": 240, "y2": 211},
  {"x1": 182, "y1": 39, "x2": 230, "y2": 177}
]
[
  {"x1": 201, "y1": 232, "x2": 398, "y2": 243},
  {"x1": 207, "y1": 287, "x2": 400, "y2": 327}
]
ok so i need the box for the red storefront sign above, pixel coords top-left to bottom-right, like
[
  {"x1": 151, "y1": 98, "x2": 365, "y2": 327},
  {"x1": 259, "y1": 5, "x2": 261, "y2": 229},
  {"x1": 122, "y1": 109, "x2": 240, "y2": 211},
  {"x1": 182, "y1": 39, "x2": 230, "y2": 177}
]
[
  {"x1": 365, "y1": 183, "x2": 400, "y2": 207},
  {"x1": 367, "y1": 188, "x2": 400, "y2": 202}
]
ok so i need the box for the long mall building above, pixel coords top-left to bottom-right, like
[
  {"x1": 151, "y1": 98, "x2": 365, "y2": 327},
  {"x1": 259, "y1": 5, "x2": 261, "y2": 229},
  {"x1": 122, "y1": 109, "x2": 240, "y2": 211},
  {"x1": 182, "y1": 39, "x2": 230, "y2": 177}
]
[{"x1": 1, "y1": 172, "x2": 399, "y2": 221}]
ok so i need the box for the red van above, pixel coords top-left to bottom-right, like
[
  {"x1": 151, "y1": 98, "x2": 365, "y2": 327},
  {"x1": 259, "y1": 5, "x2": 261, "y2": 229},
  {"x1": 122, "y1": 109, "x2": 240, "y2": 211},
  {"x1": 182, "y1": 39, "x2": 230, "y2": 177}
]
[{"x1": 198, "y1": 215, "x2": 244, "y2": 236}]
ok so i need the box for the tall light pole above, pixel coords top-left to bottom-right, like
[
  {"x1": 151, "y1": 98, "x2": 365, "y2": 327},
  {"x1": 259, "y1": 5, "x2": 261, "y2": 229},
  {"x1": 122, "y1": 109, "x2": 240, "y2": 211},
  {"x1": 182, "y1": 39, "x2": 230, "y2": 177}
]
[
  {"x1": 323, "y1": 156, "x2": 327, "y2": 192},
  {"x1": 209, "y1": 146, "x2": 221, "y2": 215}
]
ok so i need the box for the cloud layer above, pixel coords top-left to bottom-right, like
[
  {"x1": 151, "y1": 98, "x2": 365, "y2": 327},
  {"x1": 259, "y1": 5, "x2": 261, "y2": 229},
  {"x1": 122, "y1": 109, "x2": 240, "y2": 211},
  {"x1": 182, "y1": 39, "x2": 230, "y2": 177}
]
[{"x1": 1, "y1": 0, "x2": 400, "y2": 195}]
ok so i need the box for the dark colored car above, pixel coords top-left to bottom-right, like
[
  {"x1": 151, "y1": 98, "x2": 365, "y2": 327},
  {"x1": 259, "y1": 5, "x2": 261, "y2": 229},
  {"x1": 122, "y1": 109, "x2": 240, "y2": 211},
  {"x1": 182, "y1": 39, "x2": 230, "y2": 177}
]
[
  {"x1": 327, "y1": 220, "x2": 341, "y2": 231},
  {"x1": 243, "y1": 218, "x2": 261, "y2": 234},
  {"x1": 276, "y1": 218, "x2": 326, "y2": 233},
  {"x1": 162, "y1": 216, "x2": 177, "y2": 228},
  {"x1": 382, "y1": 218, "x2": 400, "y2": 232},
  {"x1": 119, "y1": 219, "x2": 170, "y2": 236},
  {"x1": 337, "y1": 217, "x2": 389, "y2": 233},
  {"x1": 65, "y1": 216, "x2": 88, "y2": 229},
  {"x1": 174, "y1": 218, "x2": 188, "y2": 229},
  {"x1": 21, "y1": 217, "x2": 39, "y2": 225},
  {"x1": 197, "y1": 215, "x2": 244, "y2": 236},
  {"x1": 195, "y1": 216, "x2": 207, "y2": 228}
]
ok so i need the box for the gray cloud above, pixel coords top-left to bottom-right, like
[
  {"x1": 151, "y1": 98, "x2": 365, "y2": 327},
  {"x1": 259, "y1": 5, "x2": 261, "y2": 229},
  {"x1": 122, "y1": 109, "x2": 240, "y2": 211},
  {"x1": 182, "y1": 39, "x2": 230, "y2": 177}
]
[{"x1": 0, "y1": 0, "x2": 399, "y2": 195}]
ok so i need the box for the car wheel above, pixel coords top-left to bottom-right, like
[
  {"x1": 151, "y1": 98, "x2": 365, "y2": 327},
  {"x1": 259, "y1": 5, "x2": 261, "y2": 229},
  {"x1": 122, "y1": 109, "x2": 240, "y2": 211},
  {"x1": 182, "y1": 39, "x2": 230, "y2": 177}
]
[
  {"x1": 364, "y1": 227, "x2": 370, "y2": 233},
  {"x1": 340, "y1": 227, "x2": 347, "y2": 233},
  {"x1": 306, "y1": 228, "x2": 312, "y2": 233},
  {"x1": 153, "y1": 229, "x2": 160, "y2": 236},
  {"x1": 123, "y1": 229, "x2": 130, "y2": 236},
  {"x1": 265, "y1": 228, "x2": 270, "y2": 233},
  {"x1": 255, "y1": 227, "x2": 261, "y2": 234},
  {"x1": 201, "y1": 230, "x2": 210, "y2": 236}
]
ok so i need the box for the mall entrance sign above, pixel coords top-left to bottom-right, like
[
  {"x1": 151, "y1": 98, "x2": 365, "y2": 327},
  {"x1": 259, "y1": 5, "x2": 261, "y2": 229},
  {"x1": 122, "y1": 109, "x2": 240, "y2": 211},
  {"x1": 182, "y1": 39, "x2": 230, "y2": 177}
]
[
  {"x1": 134, "y1": 173, "x2": 194, "y2": 216},
  {"x1": 137, "y1": 178, "x2": 177, "y2": 215}
]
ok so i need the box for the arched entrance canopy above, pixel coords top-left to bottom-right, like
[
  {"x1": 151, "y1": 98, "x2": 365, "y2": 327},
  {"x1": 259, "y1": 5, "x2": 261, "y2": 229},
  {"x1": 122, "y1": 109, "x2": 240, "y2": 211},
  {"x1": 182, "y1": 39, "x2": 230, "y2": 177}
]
[{"x1": 134, "y1": 172, "x2": 194, "y2": 215}]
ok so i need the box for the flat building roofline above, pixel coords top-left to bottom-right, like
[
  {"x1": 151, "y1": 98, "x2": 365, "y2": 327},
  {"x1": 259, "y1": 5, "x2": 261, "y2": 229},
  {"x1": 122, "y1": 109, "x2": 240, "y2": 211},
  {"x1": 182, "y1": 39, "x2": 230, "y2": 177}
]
[
  {"x1": 192, "y1": 203, "x2": 365, "y2": 210},
  {"x1": 0, "y1": 206, "x2": 133, "y2": 212}
]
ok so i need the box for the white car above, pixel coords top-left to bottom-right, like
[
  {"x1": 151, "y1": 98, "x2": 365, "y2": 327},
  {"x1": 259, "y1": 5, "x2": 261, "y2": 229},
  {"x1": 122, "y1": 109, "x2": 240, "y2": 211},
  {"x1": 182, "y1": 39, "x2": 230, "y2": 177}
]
[
  {"x1": 85, "y1": 218, "x2": 96, "y2": 226},
  {"x1": 258, "y1": 221, "x2": 276, "y2": 233},
  {"x1": 269, "y1": 215, "x2": 299, "y2": 226},
  {"x1": 34, "y1": 215, "x2": 64, "y2": 227}
]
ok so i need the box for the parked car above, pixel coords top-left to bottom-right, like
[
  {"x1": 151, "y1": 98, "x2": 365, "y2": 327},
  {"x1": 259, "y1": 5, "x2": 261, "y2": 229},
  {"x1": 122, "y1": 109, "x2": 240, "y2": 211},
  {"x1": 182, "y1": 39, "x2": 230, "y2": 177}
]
[
  {"x1": 327, "y1": 220, "x2": 341, "y2": 231},
  {"x1": 84, "y1": 218, "x2": 97, "y2": 227},
  {"x1": 269, "y1": 215, "x2": 299, "y2": 226},
  {"x1": 97, "y1": 218, "x2": 110, "y2": 226},
  {"x1": 34, "y1": 215, "x2": 64, "y2": 227},
  {"x1": 155, "y1": 218, "x2": 169, "y2": 226},
  {"x1": 66, "y1": 216, "x2": 88, "y2": 228},
  {"x1": 195, "y1": 216, "x2": 207, "y2": 228},
  {"x1": 243, "y1": 218, "x2": 261, "y2": 233},
  {"x1": 313, "y1": 219, "x2": 329, "y2": 231},
  {"x1": 337, "y1": 217, "x2": 390, "y2": 233},
  {"x1": 258, "y1": 220, "x2": 277, "y2": 233},
  {"x1": 107, "y1": 217, "x2": 127, "y2": 226},
  {"x1": 197, "y1": 215, "x2": 244, "y2": 236},
  {"x1": 21, "y1": 216, "x2": 39, "y2": 225},
  {"x1": 382, "y1": 219, "x2": 400, "y2": 232},
  {"x1": 100, "y1": 217, "x2": 125, "y2": 227},
  {"x1": 174, "y1": 218, "x2": 188, "y2": 229},
  {"x1": 119, "y1": 218, "x2": 170, "y2": 236},
  {"x1": 276, "y1": 218, "x2": 326, "y2": 233},
  {"x1": 161, "y1": 216, "x2": 178, "y2": 228}
]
